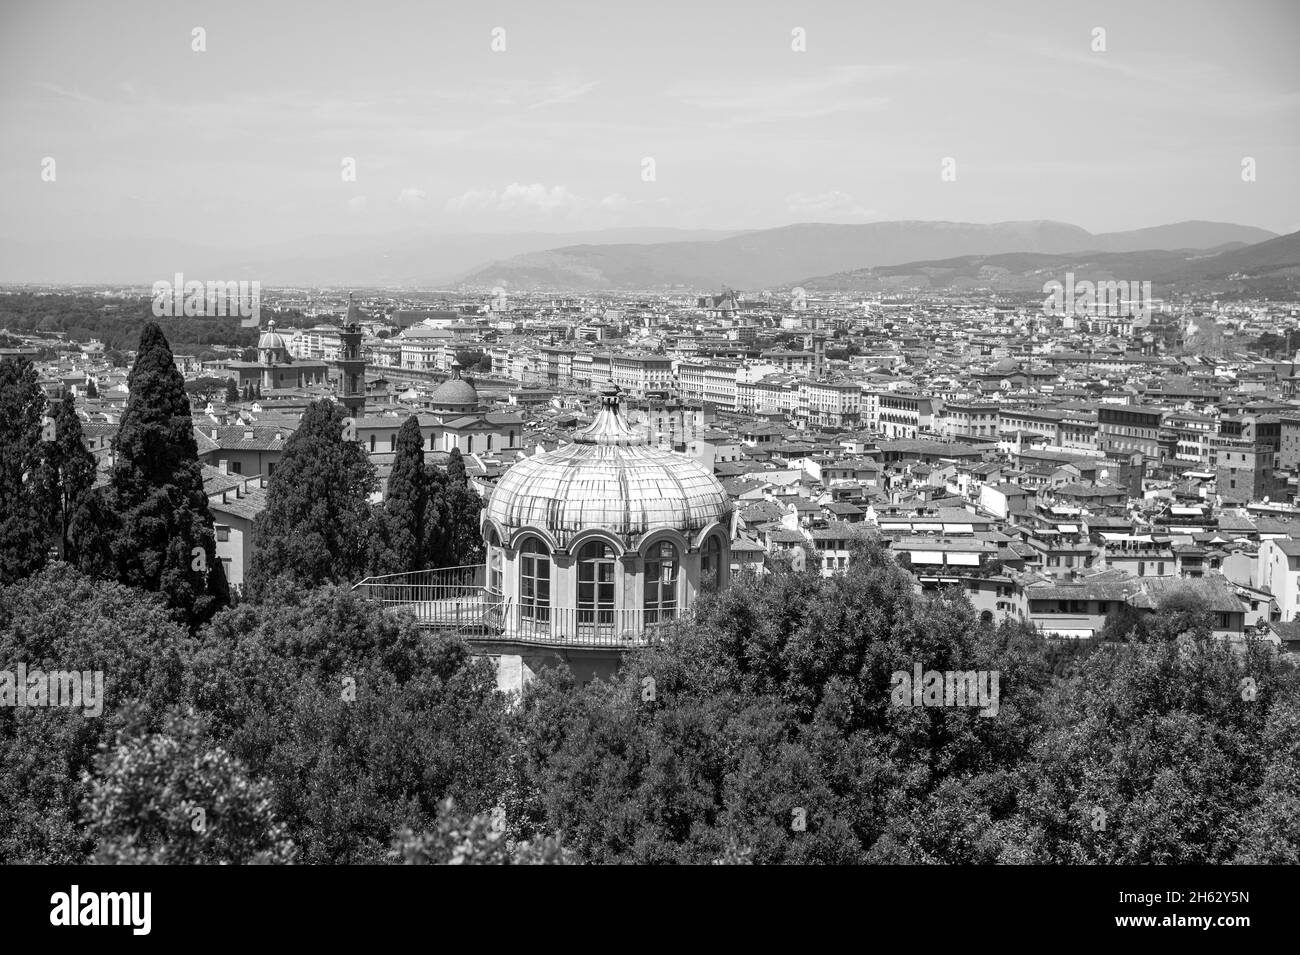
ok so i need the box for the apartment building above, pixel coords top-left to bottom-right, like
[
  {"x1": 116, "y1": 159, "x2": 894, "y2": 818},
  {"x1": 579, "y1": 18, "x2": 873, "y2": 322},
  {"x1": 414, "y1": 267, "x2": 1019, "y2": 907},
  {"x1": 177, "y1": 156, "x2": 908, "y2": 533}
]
[
  {"x1": 797, "y1": 379, "x2": 862, "y2": 429},
  {"x1": 677, "y1": 360, "x2": 738, "y2": 411},
  {"x1": 864, "y1": 390, "x2": 935, "y2": 440},
  {"x1": 611, "y1": 354, "x2": 675, "y2": 398},
  {"x1": 940, "y1": 400, "x2": 999, "y2": 439},
  {"x1": 1097, "y1": 404, "x2": 1165, "y2": 459}
]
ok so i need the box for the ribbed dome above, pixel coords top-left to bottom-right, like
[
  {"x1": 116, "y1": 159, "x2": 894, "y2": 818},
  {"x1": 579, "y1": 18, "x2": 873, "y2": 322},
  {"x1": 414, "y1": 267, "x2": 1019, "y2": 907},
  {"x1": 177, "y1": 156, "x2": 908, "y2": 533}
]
[
  {"x1": 486, "y1": 385, "x2": 730, "y2": 548},
  {"x1": 257, "y1": 319, "x2": 287, "y2": 352}
]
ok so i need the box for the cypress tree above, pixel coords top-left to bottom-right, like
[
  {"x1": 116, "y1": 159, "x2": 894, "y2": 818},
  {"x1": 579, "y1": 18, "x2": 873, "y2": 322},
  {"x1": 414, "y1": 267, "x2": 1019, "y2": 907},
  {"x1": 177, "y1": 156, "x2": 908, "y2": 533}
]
[
  {"x1": 372, "y1": 416, "x2": 428, "y2": 574},
  {"x1": 421, "y1": 462, "x2": 449, "y2": 568},
  {"x1": 438, "y1": 447, "x2": 484, "y2": 567},
  {"x1": 245, "y1": 398, "x2": 377, "y2": 598},
  {"x1": 33, "y1": 392, "x2": 97, "y2": 565},
  {"x1": 0, "y1": 357, "x2": 52, "y2": 583},
  {"x1": 110, "y1": 323, "x2": 225, "y2": 626}
]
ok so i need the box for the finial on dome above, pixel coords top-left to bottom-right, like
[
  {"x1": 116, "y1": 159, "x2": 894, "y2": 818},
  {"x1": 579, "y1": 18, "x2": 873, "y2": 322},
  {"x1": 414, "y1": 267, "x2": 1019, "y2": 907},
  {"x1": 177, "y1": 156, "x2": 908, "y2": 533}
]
[{"x1": 574, "y1": 380, "x2": 643, "y2": 446}]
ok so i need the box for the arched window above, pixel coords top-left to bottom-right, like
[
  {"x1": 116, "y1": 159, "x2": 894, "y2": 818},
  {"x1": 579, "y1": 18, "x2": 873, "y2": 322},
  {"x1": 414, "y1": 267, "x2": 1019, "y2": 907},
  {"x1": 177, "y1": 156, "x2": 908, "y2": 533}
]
[
  {"x1": 486, "y1": 528, "x2": 502, "y2": 595},
  {"x1": 519, "y1": 538, "x2": 550, "y2": 625},
  {"x1": 577, "y1": 540, "x2": 616, "y2": 636},
  {"x1": 700, "y1": 535, "x2": 724, "y2": 590},
  {"x1": 644, "y1": 541, "x2": 678, "y2": 624}
]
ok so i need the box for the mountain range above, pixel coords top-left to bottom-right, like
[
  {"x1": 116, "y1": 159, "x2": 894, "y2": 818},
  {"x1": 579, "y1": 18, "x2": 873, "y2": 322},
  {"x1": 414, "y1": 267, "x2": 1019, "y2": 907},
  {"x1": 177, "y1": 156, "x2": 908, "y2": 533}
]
[
  {"x1": 797, "y1": 229, "x2": 1300, "y2": 299},
  {"x1": 455, "y1": 220, "x2": 1280, "y2": 291},
  {"x1": 0, "y1": 220, "x2": 1290, "y2": 293}
]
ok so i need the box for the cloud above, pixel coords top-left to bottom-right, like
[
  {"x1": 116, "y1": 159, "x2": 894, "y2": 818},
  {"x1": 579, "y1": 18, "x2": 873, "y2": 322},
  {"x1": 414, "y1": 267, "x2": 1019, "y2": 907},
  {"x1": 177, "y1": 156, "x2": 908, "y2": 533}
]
[
  {"x1": 29, "y1": 80, "x2": 95, "y2": 104},
  {"x1": 398, "y1": 187, "x2": 427, "y2": 205},
  {"x1": 785, "y1": 191, "x2": 874, "y2": 218},
  {"x1": 671, "y1": 64, "x2": 897, "y2": 125},
  {"x1": 347, "y1": 196, "x2": 368, "y2": 214},
  {"x1": 446, "y1": 182, "x2": 580, "y2": 215}
]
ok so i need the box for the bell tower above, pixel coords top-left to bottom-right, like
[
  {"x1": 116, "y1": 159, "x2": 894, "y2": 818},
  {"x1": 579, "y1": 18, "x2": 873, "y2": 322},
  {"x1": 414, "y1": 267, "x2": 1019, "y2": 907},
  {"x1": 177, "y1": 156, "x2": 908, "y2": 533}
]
[{"x1": 336, "y1": 292, "x2": 366, "y2": 417}]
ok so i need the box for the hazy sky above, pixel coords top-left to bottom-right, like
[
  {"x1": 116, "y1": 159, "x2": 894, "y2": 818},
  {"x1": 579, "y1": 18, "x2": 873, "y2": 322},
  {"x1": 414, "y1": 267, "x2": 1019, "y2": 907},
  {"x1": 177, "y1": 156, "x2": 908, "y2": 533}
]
[{"x1": 1, "y1": 0, "x2": 1297, "y2": 248}]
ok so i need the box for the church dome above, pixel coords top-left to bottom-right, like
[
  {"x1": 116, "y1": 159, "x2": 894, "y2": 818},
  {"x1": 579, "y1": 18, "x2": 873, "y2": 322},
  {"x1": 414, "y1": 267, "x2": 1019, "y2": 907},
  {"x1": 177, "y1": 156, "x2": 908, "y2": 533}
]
[
  {"x1": 257, "y1": 319, "x2": 287, "y2": 352},
  {"x1": 485, "y1": 384, "x2": 730, "y2": 549},
  {"x1": 430, "y1": 360, "x2": 479, "y2": 411}
]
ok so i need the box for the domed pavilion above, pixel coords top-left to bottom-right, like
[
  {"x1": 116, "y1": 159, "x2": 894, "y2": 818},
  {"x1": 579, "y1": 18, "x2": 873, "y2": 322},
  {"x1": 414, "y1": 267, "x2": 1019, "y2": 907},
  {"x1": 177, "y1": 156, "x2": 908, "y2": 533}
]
[
  {"x1": 482, "y1": 383, "x2": 732, "y2": 645},
  {"x1": 358, "y1": 382, "x2": 734, "y2": 691}
]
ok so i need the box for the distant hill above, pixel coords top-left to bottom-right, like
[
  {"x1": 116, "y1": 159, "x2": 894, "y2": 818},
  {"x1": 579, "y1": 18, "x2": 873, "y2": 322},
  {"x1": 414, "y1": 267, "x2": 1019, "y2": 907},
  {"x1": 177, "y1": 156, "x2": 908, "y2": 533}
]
[
  {"x1": 797, "y1": 229, "x2": 1300, "y2": 300},
  {"x1": 0, "y1": 228, "x2": 742, "y2": 287},
  {"x1": 1087, "y1": 221, "x2": 1277, "y2": 253},
  {"x1": 0, "y1": 220, "x2": 1280, "y2": 290},
  {"x1": 457, "y1": 220, "x2": 1277, "y2": 291}
]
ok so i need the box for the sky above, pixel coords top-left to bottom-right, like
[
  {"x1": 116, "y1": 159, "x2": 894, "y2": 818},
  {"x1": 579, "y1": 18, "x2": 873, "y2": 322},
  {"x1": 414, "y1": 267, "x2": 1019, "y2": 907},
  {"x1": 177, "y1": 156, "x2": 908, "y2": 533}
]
[{"x1": 1, "y1": 0, "x2": 1297, "y2": 252}]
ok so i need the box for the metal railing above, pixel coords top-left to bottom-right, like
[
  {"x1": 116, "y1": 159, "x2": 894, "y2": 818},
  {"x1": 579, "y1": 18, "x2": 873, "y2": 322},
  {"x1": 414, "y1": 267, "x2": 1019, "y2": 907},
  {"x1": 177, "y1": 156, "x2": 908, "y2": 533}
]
[
  {"x1": 479, "y1": 601, "x2": 682, "y2": 647},
  {"x1": 354, "y1": 564, "x2": 486, "y2": 603},
  {"x1": 352, "y1": 566, "x2": 684, "y2": 648}
]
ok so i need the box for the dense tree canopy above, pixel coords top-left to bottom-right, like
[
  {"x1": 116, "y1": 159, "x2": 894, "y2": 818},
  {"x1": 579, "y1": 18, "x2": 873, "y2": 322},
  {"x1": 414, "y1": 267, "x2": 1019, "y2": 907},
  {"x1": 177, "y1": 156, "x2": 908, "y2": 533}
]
[{"x1": 1, "y1": 531, "x2": 1297, "y2": 865}]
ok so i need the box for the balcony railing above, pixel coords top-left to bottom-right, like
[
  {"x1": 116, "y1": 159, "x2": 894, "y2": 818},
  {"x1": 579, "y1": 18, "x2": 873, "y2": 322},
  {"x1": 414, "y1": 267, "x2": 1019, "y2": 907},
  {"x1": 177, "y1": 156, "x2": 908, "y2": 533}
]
[{"x1": 352, "y1": 566, "x2": 684, "y2": 648}]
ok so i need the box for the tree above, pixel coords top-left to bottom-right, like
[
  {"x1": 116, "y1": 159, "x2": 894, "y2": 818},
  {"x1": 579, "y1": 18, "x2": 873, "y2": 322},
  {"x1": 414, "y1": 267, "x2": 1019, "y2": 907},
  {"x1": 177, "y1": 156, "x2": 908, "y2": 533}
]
[
  {"x1": 370, "y1": 416, "x2": 429, "y2": 575},
  {"x1": 83, "y1": 709, "x2": 297, "y2": 865},
  {"x1": 244, "y1": 399, "x2": 376, "y2": 597},
  {"x1": 32, "y1": 392, "x2": 97, "y2": 566},
  {"x1": 84, "y1": 378, "x2": 99, "y2": 399},
  {"x1": 184, "y1": 376, "x2": 228, "y2": 404},
  {"x1": 435, "y1": 448, "x2": 484, "y2": 567},
  {"x1": 393, "y1": 800, "x2": 567, "y2": 864},
  {"x1": 509, "y1": 540, "x2": 1056, "y2": 864},
  {"x1": 184, "y1": 584, "x2": 512, "y2": 863},
  {"x1": 0, "y1": 357, "x2": 52, "y2": 583},
  {"x1": 109, "y1": 323, "x2": 225, "y2": 627},
  {"x1": 1002, "y1": 627, "x2": 1289, "y2": 864},
  {"x1": 224, "y1": 378, "x2": 240, "y2": 404},
  {"x1": 0, "y1": 565, "x2": 194, "y2": 863},
  {"x1": 454, "y1": 349, "x2": 485, "y2": 371}
]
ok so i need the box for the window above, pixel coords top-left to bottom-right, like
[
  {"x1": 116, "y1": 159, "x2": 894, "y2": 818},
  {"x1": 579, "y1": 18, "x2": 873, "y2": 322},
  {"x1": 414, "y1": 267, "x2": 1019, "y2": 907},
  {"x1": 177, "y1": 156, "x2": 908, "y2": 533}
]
[
  {"x1": 701, "y1": 535, "x2": 724, "y2": 589},
  {"x1": 215, "y1": 526, "x2": 230, "y2": 542},
  {"x1": 487, "y1": 532, "x2": 503, "y2": 595},
  {"x1": 578, "y1": 541, "x2": 616, "y2": 634},
  {"x1": 519, "y1": 538, "x2": 550, "y2": 624},
  {"x1": 644, "y1": 542, "x2": 679, "y2": 624},
  {"x1": 230, "y1": 461, "x2": 242, "y2": 474}
]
